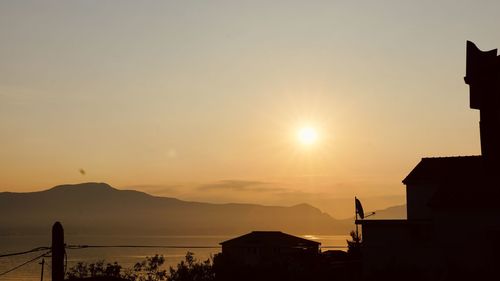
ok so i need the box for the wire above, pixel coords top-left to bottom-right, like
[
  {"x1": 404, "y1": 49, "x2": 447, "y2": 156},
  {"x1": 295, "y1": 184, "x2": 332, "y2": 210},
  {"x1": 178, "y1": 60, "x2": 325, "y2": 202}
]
[
  {"x1": 0, "y1": 247, "x2": 50, "y2": 258},
  {"x1": 66, "y1": 244, "x2": 347, "y2": 250},
  {"x1": 0, "y1": 250, "x2": 51, "y2": 277},
  {"x1": 66, "y1": 245, "x2": 221, "y2": 249}
]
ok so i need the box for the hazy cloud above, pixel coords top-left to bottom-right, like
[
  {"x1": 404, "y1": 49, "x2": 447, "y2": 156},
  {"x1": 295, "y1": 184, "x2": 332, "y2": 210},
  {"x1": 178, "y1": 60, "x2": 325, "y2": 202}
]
[{"x1": 198, "y1": 180, "x2": 285, "y2": 193}]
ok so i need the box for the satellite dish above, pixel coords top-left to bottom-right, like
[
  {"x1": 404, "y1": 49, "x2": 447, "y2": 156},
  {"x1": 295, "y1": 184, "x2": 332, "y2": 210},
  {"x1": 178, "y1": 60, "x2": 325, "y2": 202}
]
[{"x1": 355, "y1": 197, "x2": 365, "y2": 219}]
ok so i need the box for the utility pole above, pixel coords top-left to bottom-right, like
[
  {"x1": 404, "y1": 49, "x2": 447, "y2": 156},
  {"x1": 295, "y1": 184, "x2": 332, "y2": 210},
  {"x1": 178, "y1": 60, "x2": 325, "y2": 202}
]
[
  {"x1": 52, "y1": 222, "x2": 64, "y2": 281},
  {"x1": 355, "y1": 197, "x2": 359, "y2": 241},
  {"x1": 39, "y1": 258, "x2": 44, "y2": 281}
]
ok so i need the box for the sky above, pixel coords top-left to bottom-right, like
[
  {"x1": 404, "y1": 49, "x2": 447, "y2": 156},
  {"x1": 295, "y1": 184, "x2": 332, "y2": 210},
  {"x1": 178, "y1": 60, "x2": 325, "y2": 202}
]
[{"x1": 1, "y1": 0, "x2": 500, "y2": 218}]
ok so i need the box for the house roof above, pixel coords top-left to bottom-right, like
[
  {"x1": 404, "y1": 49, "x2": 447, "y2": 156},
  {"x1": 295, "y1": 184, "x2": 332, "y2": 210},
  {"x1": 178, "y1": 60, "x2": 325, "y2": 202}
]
[
  {"x1": 402, "y1": 156, "x2": 484, "y2": 185},
  {"x1": 220, "y1": 231, "x2": 320, "y2": 247},
  {"x1": 402, "y1": 155, "x2": 500, "y2": 209}
]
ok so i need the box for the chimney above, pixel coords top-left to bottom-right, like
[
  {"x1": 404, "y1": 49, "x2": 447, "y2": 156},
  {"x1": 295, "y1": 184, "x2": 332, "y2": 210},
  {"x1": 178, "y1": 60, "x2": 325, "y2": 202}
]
[{"x1": 464, "y1": 41, "x2": 500, "y2": 170}]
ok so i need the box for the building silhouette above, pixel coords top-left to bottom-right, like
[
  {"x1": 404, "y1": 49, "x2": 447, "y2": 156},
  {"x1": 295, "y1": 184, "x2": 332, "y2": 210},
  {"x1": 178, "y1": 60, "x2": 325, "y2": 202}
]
[
  {"x1": 215, "y1": 231, "x2": 330, "y2": 281},
  {"x1": 219, "y1": 231, "x2": 320, "y2": 266},
  {"x1": 356, "y1": 41, "x2": 500, "y2": 280}
]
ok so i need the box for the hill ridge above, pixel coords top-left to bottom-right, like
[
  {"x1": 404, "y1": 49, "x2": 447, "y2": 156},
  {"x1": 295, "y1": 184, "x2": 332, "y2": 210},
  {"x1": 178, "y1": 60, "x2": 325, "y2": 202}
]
[{"x1": 0, "y1": 182, "x2": 351, "y2": 236}]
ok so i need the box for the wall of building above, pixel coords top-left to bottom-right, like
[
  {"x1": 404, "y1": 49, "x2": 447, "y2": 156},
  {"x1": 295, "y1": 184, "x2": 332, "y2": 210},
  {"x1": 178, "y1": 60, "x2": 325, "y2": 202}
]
[
  {"x1": 360, "y1": 221, "x2": 444, "y2": 280},
  {"x1": 406, "y1": 183, "x2": 438, "y2": 220},
  {"x1": 221, "y1": 244, "x2": 319, "y2": 266},
  {"x1": 431, "y1": 208, "x2": 500, "y2": 274}
]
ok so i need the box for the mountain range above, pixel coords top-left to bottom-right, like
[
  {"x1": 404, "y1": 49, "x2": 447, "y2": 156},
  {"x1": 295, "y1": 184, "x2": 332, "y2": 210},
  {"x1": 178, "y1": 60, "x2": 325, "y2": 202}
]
[{"x1": 0, "y1": 182, "x2": 356, "y2": 236}]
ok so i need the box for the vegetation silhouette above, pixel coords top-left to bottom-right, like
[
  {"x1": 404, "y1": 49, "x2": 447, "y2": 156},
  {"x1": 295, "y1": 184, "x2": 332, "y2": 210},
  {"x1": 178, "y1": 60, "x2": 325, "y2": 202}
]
[
  {"x1": 167, "y1": 252, "x2": 214, "y2": 281},
  {"x1": 346, "y1": 230, "x2": 361, "y2": 259},
  {"x1": 66, "y1": 253, "x2": 215, "y2": 281},
  {"x1": 66, "y1": 260, "x2": 125, "y2": 281}
]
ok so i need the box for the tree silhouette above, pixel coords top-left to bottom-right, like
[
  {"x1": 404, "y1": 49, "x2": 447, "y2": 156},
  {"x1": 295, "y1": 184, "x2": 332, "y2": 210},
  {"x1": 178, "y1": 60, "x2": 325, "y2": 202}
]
[
  {"x1": 127, "y1": 255, "x2": 167, "y2": 281},
  {"x1": 66, "y1": 261, "x2": 123, "y2": 280},
  {"x1": 167, "y1": 252, "x2": 215, "y2": 281},
  {"x1": 66, "y1": 253, "x2": 214, "y2": 281},
  {"x1": 346, "y1": 230, "x2": 361, "y2": 259}
]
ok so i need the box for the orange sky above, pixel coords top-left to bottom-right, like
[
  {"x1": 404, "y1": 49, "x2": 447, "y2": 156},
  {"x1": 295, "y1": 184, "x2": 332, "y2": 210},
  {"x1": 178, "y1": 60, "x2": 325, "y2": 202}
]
[{"x1": 1, "y1": 1, "x2": 499, "y2": 218}]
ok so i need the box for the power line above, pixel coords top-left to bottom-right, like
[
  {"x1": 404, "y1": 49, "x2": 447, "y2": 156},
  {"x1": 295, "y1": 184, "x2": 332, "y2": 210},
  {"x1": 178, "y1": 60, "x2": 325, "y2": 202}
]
[
  {"x1": 0, "y1": 250, "x2": 51, "y2": 278},
  {"x1": 0, "y1": 244, "x2": 346, "y2": 259},
  {"x1": 66, "y1": 245, "x2": 221, "y2": 249},
  {"x1": 65, "y1": 244, "x2": 347, "y2": 250},
  {"x1": 0, "y1": 247, "x2": 50, "y2": 258}
]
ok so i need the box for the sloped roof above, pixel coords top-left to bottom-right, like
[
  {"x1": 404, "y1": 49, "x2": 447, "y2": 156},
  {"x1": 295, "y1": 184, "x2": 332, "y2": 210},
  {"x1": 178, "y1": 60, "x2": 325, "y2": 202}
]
[
  {"x1": 402, "y1": 156, "x2": 484, "y2": 185},
  {"x1": 220, "y1": 231, "x2": 320, "y2": 247},
  {"x1": 402, "y1": 155, "x2": 500, "y2": 209}
]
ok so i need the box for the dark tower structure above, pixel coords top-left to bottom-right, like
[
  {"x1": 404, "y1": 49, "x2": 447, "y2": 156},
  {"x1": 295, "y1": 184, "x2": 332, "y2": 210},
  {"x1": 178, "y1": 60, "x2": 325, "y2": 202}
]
[
  {"x1": 464, "y1": 41, "x2": 500, "y2": 172},
  {"x1": 52, "y1": 222, "x2": 64, "y2": 281}
]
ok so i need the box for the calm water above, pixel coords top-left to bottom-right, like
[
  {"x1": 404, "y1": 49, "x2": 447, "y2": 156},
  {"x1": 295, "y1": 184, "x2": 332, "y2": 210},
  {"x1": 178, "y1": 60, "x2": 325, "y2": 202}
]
[{"x1": 0, "y1": 234, "x2": 349, "y2": 281}]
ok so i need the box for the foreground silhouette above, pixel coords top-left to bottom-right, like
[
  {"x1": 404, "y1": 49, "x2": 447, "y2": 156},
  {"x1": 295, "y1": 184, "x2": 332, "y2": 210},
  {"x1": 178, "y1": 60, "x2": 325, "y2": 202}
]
[
  {"x1": 356, "y1": 41, "x2": 500, "y2": 280},
  {"x1": 47, "y1": 222, "x2": 359, "y2": 281},
  {"x1": 65, "y1": 249, "x2": 361, "y2": 281},
  {"x1": 66, "y1": 253, "x2": 213, "y2": 281}
]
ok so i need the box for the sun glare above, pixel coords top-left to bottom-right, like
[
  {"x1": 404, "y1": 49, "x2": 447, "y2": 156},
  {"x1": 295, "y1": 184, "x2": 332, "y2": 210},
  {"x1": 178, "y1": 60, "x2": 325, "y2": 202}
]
[{"x1": 297, "y1": 127, "x2": 318, "y2": 145}]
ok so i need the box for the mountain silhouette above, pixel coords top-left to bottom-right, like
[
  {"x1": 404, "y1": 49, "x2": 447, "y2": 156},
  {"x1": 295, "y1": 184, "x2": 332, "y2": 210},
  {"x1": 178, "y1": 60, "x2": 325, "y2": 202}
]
[
  {"x1": 366, "y1": 204, "x2": 406, "y2": 219},
  {"x1": 0, "y1": 182, "x2": 351, "y2": 235}
]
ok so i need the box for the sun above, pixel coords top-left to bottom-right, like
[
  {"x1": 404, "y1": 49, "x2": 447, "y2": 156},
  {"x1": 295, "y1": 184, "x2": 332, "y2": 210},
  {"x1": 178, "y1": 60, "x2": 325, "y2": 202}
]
[{"x1": 297, "y1": 127, "x2": 318, "y2": 145}]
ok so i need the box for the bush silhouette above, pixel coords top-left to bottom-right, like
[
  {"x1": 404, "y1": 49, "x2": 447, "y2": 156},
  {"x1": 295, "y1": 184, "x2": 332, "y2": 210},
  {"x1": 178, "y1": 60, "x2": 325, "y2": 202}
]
[
  {"x1": 166, "y1": 252, "x2": 214, "y2": 281},
  {"x1": 65, "y1": 253, "x2": 214, "y2": 281}
]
